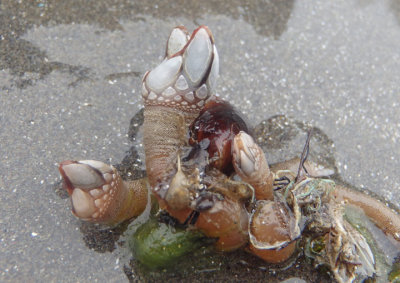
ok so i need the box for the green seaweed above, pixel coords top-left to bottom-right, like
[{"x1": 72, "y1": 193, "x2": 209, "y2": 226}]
[{"x1": 129, "y1": 217, "x2": 208, "y2": 269}]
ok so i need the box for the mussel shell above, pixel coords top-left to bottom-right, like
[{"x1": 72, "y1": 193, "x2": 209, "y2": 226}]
[{"x1": 189, "y1": 99, "x2": 249, "y2": 175}]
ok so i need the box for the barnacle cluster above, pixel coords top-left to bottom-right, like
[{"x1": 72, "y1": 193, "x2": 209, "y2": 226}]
[{"x1": 58, "y1": 26, "x2": 400, "y2": 282}]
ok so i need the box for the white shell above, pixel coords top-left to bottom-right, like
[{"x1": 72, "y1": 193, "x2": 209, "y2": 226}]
[
  {"x1": 62, "y1": 163, "x2": 104, "y2": 189},
  {"x1": 89, "y1": 188, "x2": 104, "y2": 198},
  {"x1": 184, "y1": 28, "x2": 212, "y2": 85},
  {"x1": 79, "y1": 160, "x2": 112, "y2": 174},
  {"x1": 175, "y1": 75, "x2": 189, "y2": 90},
  {"x1": 103, "y1": 173, "x2": 112, "y2": 183},
  {"x1": 102, "y1": 184, "x2": 110, "y2": 192},
  {"x1": 239, "y1": 150, "x2": 255, "y2": 176},
  {"x1": 232, "y1": 132, "x2": 260, "y2": 177},
  {"x1": 94, "y1": 198, "x2": 103, "y2": 208},
  {"x1": 207, "y1": 46, "x2": 219, "y2": 94},
  {"x1": 148, "y1": 92, "x2": 157, "y2": 100},
  {"x1": 71, "y1": 188, "x2": 97, "y2": 218},
  {"x1": 162, "y1": 86, "x2": 176, "y2": 97},
  {"x1": 167, "y1": 28, "x2": 189, "y2": 57},
  {"x1": 184, "y1": 91, "x2": 194, "y2": 102},
  {"x1": 146, "y1": 56, "x2": 182, "y2": 92},
  {"x1": 195, "y1": 84, "x2": 208, "y2": 99}
]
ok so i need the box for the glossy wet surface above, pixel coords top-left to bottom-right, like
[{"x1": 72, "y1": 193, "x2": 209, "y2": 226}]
[{"x1": 1, "y1": 0, "x2": 400, "y2": 282}]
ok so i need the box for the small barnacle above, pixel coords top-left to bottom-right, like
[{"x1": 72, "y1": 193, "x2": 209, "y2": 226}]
[{"x1": 165, "y1": 157, "x2": 192, "y2": 211}]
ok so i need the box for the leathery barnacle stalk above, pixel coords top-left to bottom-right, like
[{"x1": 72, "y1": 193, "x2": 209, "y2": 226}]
[{"x1": 59, "y1": 160, "x2": 148, "y2": 225}]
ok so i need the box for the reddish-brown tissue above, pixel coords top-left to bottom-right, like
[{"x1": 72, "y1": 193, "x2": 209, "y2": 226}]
[{"x1": 189, "y1": 99, "x2": 250, "y2": 175}]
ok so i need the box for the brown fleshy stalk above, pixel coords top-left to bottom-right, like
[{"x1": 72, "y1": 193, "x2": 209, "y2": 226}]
[
  {"x1": 59, "y1": 160, "x2": 148, "y2": 226},
  {"x1": 332, "y1": 184, "x2": 400, "y2": 243}
]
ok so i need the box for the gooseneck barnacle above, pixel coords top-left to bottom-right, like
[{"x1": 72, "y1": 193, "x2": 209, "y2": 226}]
[
  {"x1": 57, "y1": 25, "x2": 400, "y2": 282},
  {"x1": 142, "y1": 26, "x2": 219, "y2": 191},
  {"x1": 233, "y1": 131, "x2": 274, "y2": 201},
  {"x1": 59, "y1": 160, "x2": 147, "y2": 225}
]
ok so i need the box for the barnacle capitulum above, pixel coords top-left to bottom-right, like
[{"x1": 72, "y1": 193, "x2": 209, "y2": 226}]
[
  {"x1": 59, "y1": 160, "x2": 148, "y2": 225},
  {"x1": 232, "y1": 131, "x2": 274, "y2": 200}
]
